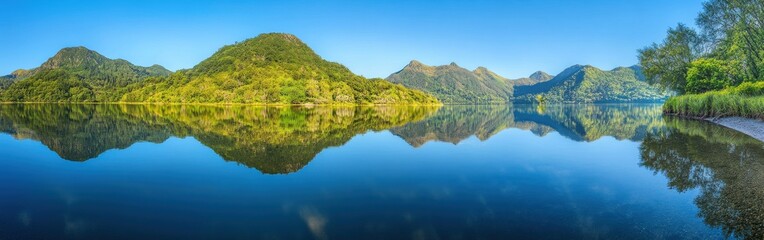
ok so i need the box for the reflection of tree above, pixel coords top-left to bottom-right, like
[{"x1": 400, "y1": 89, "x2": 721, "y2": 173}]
[
  {"x1": 390, "y1": 106, "x2": 514, "y2": 147},
  {"x1": 390, "y1": 104, "x2": 665, "y2": 146},
  {"x1": 640, "y1": 117, "x2": 764, "y2": 239},
  {"x1": 0, "y1": 104, "x2": 177, "y2": 161},
  {"x1": 0, "y1": 104, "x2": 437, "y2": 174},
  {"x1": 514, "y1": 104, "x2": 665, "y2": 141}
]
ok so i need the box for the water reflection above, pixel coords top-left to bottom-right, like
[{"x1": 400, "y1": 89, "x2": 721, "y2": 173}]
[
  {"x1": 391, "y1": 104, "x2": 665, "y2": 146},
  {"x1": 0, "y1": 104, "x2": 437, "y2": 173},
  {"x1": 0, "y1": 104, "x2": 668, "y2": 168},
  {"x1": 1, "y1": 103, "x2": 763, "y2": 239},
  {"x1": 640, "y1": 117, "x2": 764, "y2": 239}
]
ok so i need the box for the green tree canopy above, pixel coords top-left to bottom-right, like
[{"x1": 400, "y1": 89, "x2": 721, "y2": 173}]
[{"x1": 685, "y1": 58, "x2": 741, "y2": 93}]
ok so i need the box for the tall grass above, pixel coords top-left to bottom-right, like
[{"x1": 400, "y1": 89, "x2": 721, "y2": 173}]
[{"x1": 663, "y1": 81, "x2": 764, "y2": 119}]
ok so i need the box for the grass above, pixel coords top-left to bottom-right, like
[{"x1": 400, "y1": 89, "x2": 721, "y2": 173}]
[{"x1": 663, "y1": 81, "x2": 764, "y2": 120}]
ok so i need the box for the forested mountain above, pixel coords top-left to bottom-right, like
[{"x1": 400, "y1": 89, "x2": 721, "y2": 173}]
[
  {"x1": 385, "y1": 61, "x2": 513, "y2": 104},
  {"x1": 511, "y1": 71, "x2": 554, "y2": 86},
  {"x1": 0, "y1": 47, "x2": 171, "y2": 102},
  {"x1": 122, "y1": 33, "x2": 438, "y2": 104},
  {"x1": 514, "y1": 65, "x2": 670, "y2": 103}
]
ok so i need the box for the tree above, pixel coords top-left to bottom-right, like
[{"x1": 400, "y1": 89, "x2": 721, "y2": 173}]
[
  {"x1": 535, "y1": 94, "x2": 545, "y2": 104},
  {"x1": 697, "y1": 0, "x2": 764, "y2": 81},
  {"x1": 638, "y1": 24, "x2": 706, "y2": 94},
  {"x1": 685, "y1": 58, "x2": 740, "y2": 93}
]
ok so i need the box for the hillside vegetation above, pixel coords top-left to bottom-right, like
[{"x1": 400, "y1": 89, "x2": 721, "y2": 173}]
[
  {"x1": 122, "y1": 33, "x2": 438, "y2": 105},
  {"x1": 0, "y1": 34, "x2": 439, "y2": 105},
  {"x1": 386, "y1": 61, "x2": 513, "y2": 104},
  {"x1": 514, "y1": 65, "x2": 670, "y2": 103},
  {"x1": 0, "y1": 47, "x2": 171, "y2": 102}
]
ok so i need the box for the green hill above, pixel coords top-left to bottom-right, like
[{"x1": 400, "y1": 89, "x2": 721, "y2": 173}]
[
  {"x1": 514, "y1": 65, "x2": 670, "y2": 103},
  {"x1": 122, "y1": 33, "x2": 438, "y2": 105},
  {"x1": 385, "y1": 61, "x2": 513, "y2": 104},
  {"x1": 0, "y1": 47, "x2": 171, "y2": 102},
  {"x1": 511, "y1": 71, "x2": 554, "y2": 86}
]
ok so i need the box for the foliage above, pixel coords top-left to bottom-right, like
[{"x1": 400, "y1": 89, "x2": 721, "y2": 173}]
[
  {"x1": 0, "y1": 47, "x2": 171, "y2": 102},
  {"x1": 0, "y1": 34, "x2": 438, "y2": 105},
  {"x1": 640, "y1": 0, "x2": 764, "y2": 95},
  {"x1": 534, "y1": 94, "x2": 545, "y2": 104},
  {"x1": 124, "y1": 34, "x2": 439, "y2": 105},
  {"x1": 663, "y1": 81, "x2": 764, "y2": 119},
  {"x1": 697, "y1": 0, "x2": 764, "y2": 81},
  {"x1": 514, "y1": 65, "x2": 670, "y2": 103},
  {"x1": 385, "y1": 61, "x2": 513, "y2": 104},
  {"x1": 685, "y1": 58, "x2": 740, "y2": 93},
  {"x1": 638, "y1": 24, "x2": 705, "y2": 94}
]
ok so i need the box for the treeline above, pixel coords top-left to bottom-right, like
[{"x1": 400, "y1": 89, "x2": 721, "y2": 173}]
[
  {"x1": 639, "y1": 0, "x2": 763, "y2": 94},
  {"x1": 0, "y1": 34, "x2": 440, "y2": 105}
]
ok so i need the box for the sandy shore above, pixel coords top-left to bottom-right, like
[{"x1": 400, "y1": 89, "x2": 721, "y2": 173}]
[{"x1": 708, "y1": 117, "x2": 764, "y2": 142}]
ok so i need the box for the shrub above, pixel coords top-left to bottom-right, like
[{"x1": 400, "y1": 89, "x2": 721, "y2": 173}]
[{"x1": 684, "y1": 58, "x2": 739, "y2": 94}]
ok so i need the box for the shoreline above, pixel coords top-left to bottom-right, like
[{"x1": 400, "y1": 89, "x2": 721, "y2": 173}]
[{"x1": 707, "y1": 117, "x2": 764, "y2": 142}]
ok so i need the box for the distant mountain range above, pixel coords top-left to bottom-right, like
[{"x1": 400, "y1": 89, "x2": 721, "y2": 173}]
[
  {"x1": 512, "y1": 71, "x2": 554, "y2": 86},
  {"x1": 387, "y1": 61, "x2": 670, "y2": 103},
  {"x1": 0, "y1": 32, "x2": 670, "y2": 104},
  {"x1": 0, "y1": 47, "x2": 171, "y2": 102},
  {"x1": 386, "y1": 61, "x2": 513, "y2": 104},
  {"x1": 513, "y1": 65, "x2": 670, "y2": 103},
  {"x1": 0, "y1": 33, "x2": 438, "y2": 104}
]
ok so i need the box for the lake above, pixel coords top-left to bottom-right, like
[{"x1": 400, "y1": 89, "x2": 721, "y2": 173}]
[{"x1": 0, "y1": 104, "x2": 762, "y2": 239}]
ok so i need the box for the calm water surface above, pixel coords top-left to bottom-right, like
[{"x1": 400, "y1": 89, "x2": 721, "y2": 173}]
[{"x1": 0, "y1": 104, "x2": 762, "y2": 239}]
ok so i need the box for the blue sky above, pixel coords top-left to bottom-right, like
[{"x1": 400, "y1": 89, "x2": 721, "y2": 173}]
[{"x1": 1, "y1": 0, "x2": 704, "y2": 78}]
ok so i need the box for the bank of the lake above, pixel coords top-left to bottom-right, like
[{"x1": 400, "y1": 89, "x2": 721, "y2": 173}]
[
  {"x1": 661, "y1": 82, "x2": 764, "y2": 142},
  {"x1": 708, "y1": 117, "x2": 764, "y2": 142}
]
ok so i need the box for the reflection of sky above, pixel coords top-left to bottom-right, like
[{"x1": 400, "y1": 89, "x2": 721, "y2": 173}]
[{"x1": 0, "y1": 126, "x2": 720, "y2": 239}]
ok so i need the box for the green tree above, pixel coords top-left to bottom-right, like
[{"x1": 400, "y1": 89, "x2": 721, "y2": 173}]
[
  {"x1": 685, "y1": 58, "x2": 740, "y2": 93},
  {"x1": 697, "y1": 0, "x2": 764, "y2": 81},
  {"x1": 638, "y1": 24, "x2": 705, "y2": 94}
]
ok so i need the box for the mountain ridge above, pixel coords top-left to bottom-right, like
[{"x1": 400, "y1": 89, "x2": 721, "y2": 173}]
[
  {"x1": 513, "y1": 64, "x2": 670, "y2": 103},
  {"x1": 386, "y1": 60, "x2": 513, "y2": 104},
  {"x1": 0, "y1": 46, "x2": 172, "y2": 102},
  {"x1": 123, "y1": 33, "x2": 440, "y2": 104}
]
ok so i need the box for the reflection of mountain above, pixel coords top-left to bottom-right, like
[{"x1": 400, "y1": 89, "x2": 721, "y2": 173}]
[
  {"x1": 390, "y1": 106, "x2": 514, "y2": 147},
  {"x1": 514, "y1": 104, "x2": 665, "y2": 142},
  {"x1": 390, "y1": 104, "x2": 665, "y2": 146},
  {"x1": 640, "y1": 118, "x2": 764, "y2": 239},
  {"x1": 0, "y1": 104, "x2": 437, "y2": 174}
]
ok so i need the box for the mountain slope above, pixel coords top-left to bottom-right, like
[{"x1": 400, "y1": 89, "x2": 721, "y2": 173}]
[
  {"x1": 0, "y1": 47, "x2": 171, "y2": 102},
  {"x1": 514, "y1": 65, "x2": 670, "y2": 103},
  {"x1": 511, "y1": 71, "x2": 554, "y2": 86},
  {"x1": 123, "y1": 33, "x2": 438, "y2": 104},
  {"x1": 385, "y1": 61, "x2": 513, "y2": 104}
]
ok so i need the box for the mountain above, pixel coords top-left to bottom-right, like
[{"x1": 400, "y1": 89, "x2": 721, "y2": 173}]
[
  {"x1": 385, "y1": 61, "x2": 513, "y2": 104},
  {"x1": 511, "y1": 71, "x2": 554, "y2": 86},
  {"x1": 0, "y1": 47, "x2": 171, "y2": 102},
  {"x1": 122, "y1": 33, "x2": 439, "y2": 104},
  {"x1": 513, "y1": 65, "x2": 670, "y2": 103}
]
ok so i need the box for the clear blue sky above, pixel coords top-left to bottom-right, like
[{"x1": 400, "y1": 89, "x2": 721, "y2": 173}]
[{"x1": 1, "y1": 0, "x2": 704, "y2": 79}]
